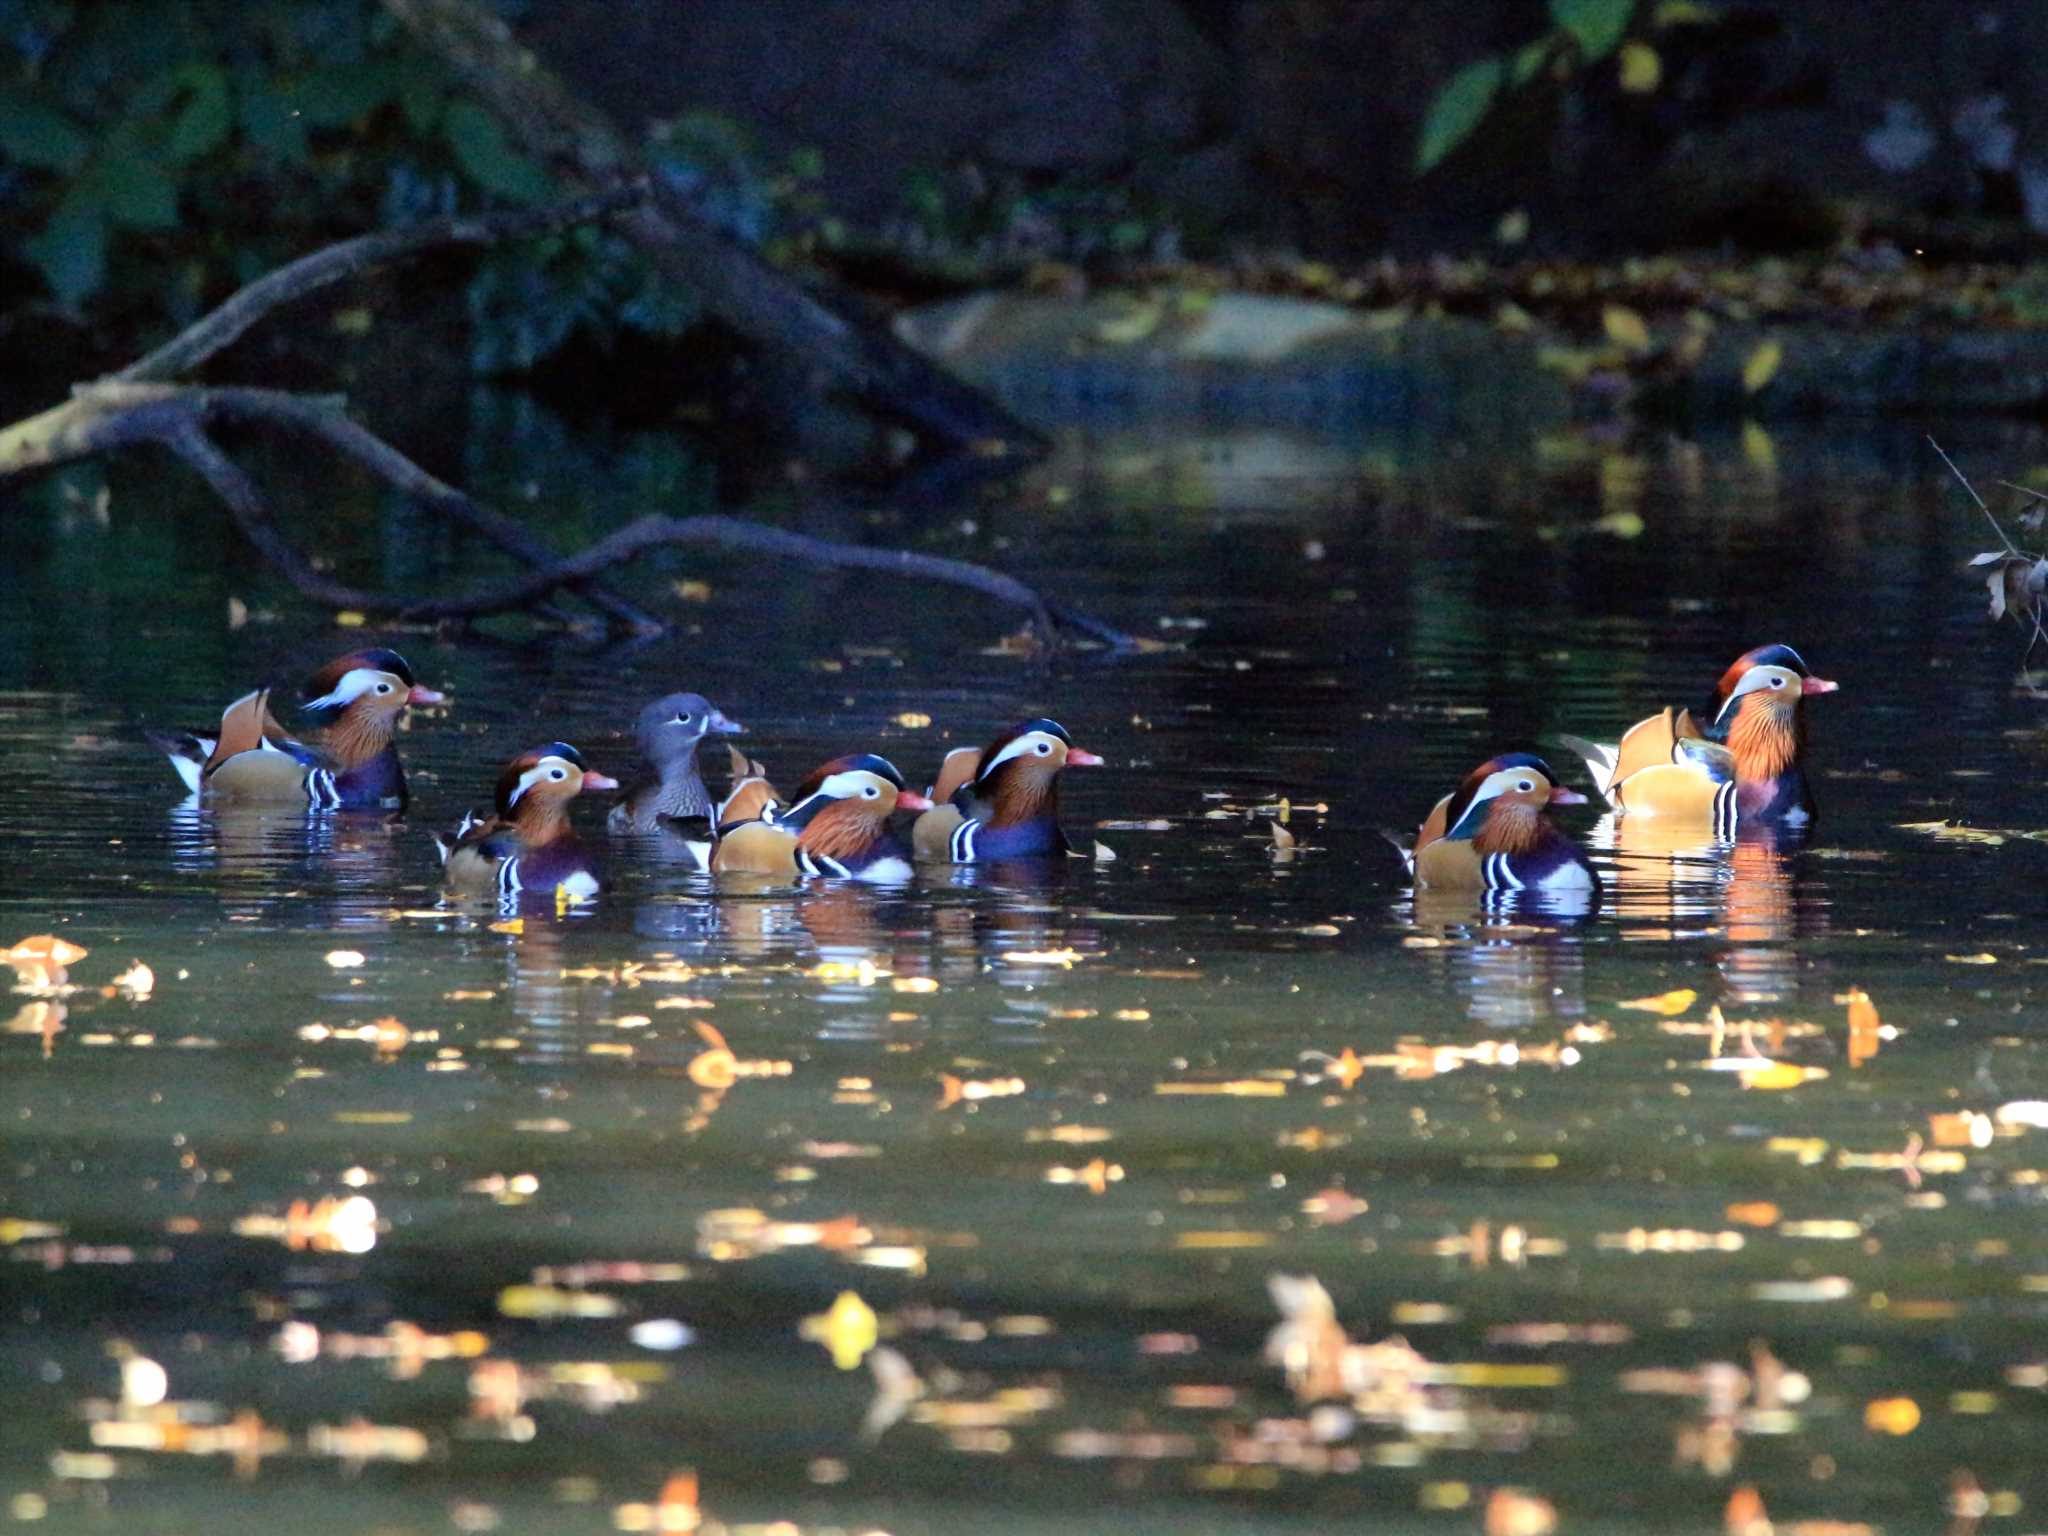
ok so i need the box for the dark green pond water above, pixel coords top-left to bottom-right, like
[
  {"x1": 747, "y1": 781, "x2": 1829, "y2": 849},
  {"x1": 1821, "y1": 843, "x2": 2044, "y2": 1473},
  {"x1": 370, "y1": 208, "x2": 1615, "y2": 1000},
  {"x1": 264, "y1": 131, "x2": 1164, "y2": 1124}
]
[{"x1": 4, "y1": 407, "x2": 2048, "y2": 1533}]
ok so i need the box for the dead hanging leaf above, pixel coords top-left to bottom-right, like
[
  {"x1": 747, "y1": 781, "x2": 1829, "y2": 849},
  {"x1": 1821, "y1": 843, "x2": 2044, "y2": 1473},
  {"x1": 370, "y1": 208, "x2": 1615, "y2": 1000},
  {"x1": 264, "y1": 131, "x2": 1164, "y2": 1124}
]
[
  {"x1": 1618, "y1": 987, "x2": 1697, "y2": 1016},
  {"x1": 1617, "y1": 40, "x2": 1662, "y2": 93},
  {"x1": 1602, "y1": 304, "x2": 1652, "y2": 354},
  {"x1": 1741, "y1": 338, "x2": 1783, "y2": 394},
  {"x1": 1966, "y1": 552, "x2": 2048, "y2": 624}
]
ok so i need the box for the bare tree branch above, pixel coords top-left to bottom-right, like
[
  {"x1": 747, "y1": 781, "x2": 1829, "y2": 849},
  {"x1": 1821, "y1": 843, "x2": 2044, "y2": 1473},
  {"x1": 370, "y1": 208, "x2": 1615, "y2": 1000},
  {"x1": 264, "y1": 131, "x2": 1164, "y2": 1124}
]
[{"x1": 114, "y1": 185, "x2": 649, "y2": 386}]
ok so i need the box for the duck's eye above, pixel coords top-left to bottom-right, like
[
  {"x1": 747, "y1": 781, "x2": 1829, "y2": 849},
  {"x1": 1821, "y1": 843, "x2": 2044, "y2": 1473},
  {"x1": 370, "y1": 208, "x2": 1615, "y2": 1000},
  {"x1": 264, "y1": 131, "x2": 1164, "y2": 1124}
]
[
  {"x1": 1770, "y1": 675, "x2": 1786, "y2": 688},
  {"x1": 1516, "y1": 779, "x2": 1534, "y2": 793},
  {"x1": 673, "y1": 713, "x2": 692, "y2": 725},
  {"x1": 1034, "y1": 741, "x2": 1052, "y2": 755},
  {"x1": 375, "y1": 682, "x2": 394, "y2": 695},
  {"x1": 863, "y1": 785, "x2": 880, "y2": 799},
  {"x1": 549, "y1": 768, "x2": 567, "y2": 781}
]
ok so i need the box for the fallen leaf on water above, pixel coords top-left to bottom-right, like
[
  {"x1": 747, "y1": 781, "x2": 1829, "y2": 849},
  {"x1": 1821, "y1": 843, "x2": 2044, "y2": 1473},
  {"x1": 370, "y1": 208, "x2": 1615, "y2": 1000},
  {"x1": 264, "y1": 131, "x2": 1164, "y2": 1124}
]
[
  {"x1": 1946, "y1": 952, "x2": 2000, "y2": 965},
  {"x1": 324, "y1": 950, "x2": 366, "y2": 969},
  {"x1": 1618, "y1": 988, "x2": 1696, "y2": 1015},
  {"x1": 1603, "y1": 304, "x2": 1652, "y2": 354},
  {"x1": 893, "y1": 712, "x2": 932, "y2": 728},
  {"x1": 800, "y1": 1291, "x2": 879, "y2": 1370},
  {"x1": 1740, "y1": 1063, "x2": 1826, "y2": 1090},
  {"x1": 1864, "y1": 1396, "x2": 1921, "y2": 1434},
  {"x1": 1045, "y1": 1158, "x2": 1123, "y2": 1194},
  {"x1": 1839, "y1": 986, "x2": 1884, "y2": 1067},
  {"x1": 487, "y1": 918, "x2": 524, "y2": 935},
  {"x1": 1003, "y1": 948, "x2": 1086, "y2": 967},
  {"x1": 1741, "y1": 338, "x2": 1783, "y2": 394}
]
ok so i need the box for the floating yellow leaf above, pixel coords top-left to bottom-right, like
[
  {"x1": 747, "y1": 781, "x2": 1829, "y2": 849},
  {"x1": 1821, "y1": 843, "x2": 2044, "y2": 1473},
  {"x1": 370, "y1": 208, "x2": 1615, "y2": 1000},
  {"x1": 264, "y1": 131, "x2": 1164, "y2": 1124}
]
[
  {"x1": 1945, "y1": 952, "x2": 1999, "y2": 965},
  {"x1": 1173, "y1": 1231, "x2": 1271, "y2": 1250},
  {"x1": 1742, "y1": 338, "x2": 1782, "y2": 394},
  {"x1": 1618, "y1": 988, "x2": 1696, "y2": 1015},
  {"x1": 335, "y1": 611, "x2": 366, "y2": 628},
  {"x1": 1602, "y1": 304, "x2": 1652, "y2": 354},
  {"x1": 1155, "y1": 1080, "x2": 1287, "y2": 1097},
  {"x1": 800, "y1": 1291, "x2": 878, "y2": 1370},
  {"x1": 893, "y1": 712, "x2": 932, "y2": 728},
  {"x1": 323, "y1": 949, "x2": 366, "y2": 969},
  {"x1": 1593, "y1": 510, "x2": 1645, "y2": 539},
  {"x1": 1863, "y1": 1396, "x2": 1920, "y2": 1435},
  {"x1": 1618, "y1": 41, "x2": 1661, "y2": 93},
  {"x1": 1740, "y1": 1063, "x2": 1825, "y2": 1090},
  {"x1": 488, "y1": 918, "x2": 524, "y2": 935}
]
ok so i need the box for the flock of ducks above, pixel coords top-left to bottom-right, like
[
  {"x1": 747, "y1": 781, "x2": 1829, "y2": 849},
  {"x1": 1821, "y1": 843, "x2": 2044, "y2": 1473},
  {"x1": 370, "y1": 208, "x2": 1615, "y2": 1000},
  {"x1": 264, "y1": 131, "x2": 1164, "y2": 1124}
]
[
  {"x1": 150, "y1": 642, "x2": 1833, "y2": 908},
  {"x1": 149, "y1": 649, "x2": 1101, "y2": 906}
]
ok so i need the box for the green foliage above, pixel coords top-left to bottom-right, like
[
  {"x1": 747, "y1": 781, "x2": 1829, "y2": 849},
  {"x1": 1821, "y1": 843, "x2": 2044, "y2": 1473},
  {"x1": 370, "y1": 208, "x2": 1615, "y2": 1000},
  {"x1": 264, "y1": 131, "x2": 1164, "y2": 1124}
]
[
  {"x1": 1550, "y1": 0, "x2": 1634, "y2": 61},
  {"x1": 0, "y1": 0, "x2": 815, "y2": 377},
  {"x1": 1415, "y1": 0, "x2": 1662, "y2": 176},
  {"x1": 1414, "y1": 58, "x2": 1504, "y2": 174}
]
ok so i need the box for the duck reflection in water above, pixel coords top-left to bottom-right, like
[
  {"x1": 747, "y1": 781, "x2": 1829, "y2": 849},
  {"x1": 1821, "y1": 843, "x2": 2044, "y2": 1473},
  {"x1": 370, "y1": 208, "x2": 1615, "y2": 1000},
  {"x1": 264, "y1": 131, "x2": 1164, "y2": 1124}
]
[
  {"x1": 1595, "y1": 815, "x2": 1825, "y2": 1007},
  {"x1": 1407, "y1": 886, "x2": 1594, "y2": 1031},
  {"x1": 167, "y1": 799, "x2": 408, "y2": 928}
]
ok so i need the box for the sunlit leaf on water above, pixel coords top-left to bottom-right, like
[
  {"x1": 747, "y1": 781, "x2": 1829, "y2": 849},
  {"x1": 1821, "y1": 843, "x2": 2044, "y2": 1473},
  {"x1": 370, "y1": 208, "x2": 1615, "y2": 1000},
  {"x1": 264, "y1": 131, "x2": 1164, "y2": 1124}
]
[
  {"x1": 1838, "y1": 986, "x2": 1891, "y2": 1067},
  {"x1": 1738, "y1": 1062, "x2": 1826, "y2": 1090},
  {"x1": 497, "y1": 1284, "x2": 622, "y2": 1320},
  {"x1": 1045, "y1": 1157, "x2": 1123, "y2": 1194},
  {"x1": 612, "y1": 1471, "x2": 701, "y2": 1535},
  {"x1": 1994, "y1": 1099, "x2": 2048, "y2": 1129},
  {"x1": 323, "y1": 948, "x2": 366, "y2": 969},
  {"x1": 1482, "y1": 1486, "x2": 1559, "y2": 1536},
  {"x1": 1927, "y1": 1111, "x2": 1994, "y2": 1148},
  {"x1": 1619, "y1": 987, "x2": 1696, "y2": 1014},
  {"x1": 1156, "y1": 1078, "x2": 1287, "y2": 1097},
  {"x1": 232, "y1": 1195, "x2": 378, "y2": 1254},
  {"x1": 936, "y1": 1072, "x2": 1025, "y2": 1108},
  {"x1": 1945, "y1": 951, "x2": 2000, "y2": 965},
  {"x1": 1863, "y1": 1396, "x2": 1921, "y2": 1434},
  {"x1": 802, "y1": 1290, "x2": 880, "y2": 1370},
  {"x1": 1300, "y1": 1187, "x2": 1369, "y2": 1225},
  {"x1": 1897, "y1": 820, "x2": 2007, "y2": 845},
  {"x1": 1596, "y1": 1228, "x2": 1744, "y2": 1253},
  {"x1": 6, "y1": 933, "x2": 88, "y2": 993}
]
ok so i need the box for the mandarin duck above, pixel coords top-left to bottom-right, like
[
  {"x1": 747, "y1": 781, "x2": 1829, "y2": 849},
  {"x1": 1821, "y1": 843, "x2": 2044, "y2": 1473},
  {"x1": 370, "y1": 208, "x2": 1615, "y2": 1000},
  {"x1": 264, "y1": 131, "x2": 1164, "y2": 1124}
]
[
  {"x1": 434, "y1": 742, "x2": 617, "y2": 903},
  {"x1": 149, "y1": 648, "x2": 444, "y2": 809},
  {"x1": 909, "y1": 718, "x2": 1103, "y2": 863},
  {"x1": 687, "y1": 754, "x2": 930, "y2": 881},
  {"x1": 607, "y1": 692, "x2": 746, "y2": 835},
  {"x1": 1399, "y1": 753, "x2": 1599, "y2": 895},
  {"x1": 1560, "y1": 644, "x2": 1837, "y2": 836}
]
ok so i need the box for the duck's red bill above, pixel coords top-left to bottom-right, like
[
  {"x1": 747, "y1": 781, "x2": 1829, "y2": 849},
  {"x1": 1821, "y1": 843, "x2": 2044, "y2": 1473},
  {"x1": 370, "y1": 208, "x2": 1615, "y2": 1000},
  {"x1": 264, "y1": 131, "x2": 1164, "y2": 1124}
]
[
  {"x1": 1803, "y1": 676, "x2": 1840, "y2": 694},
  {"x1": 580, "y1": 771, "x2": 620, "y2": 791},
  {"x1": 1066, "y1": 749, "x2": 1104, "y2": 766},
  {"x1": 895, "y1": 790, "x2": 934, "y2": 812},
  {"x1": 1548, "y1": 786, "x2": 1588, "y2": 806},
  {"x1": 407, "y1": 686, "x2": 447, "y2": 705}
]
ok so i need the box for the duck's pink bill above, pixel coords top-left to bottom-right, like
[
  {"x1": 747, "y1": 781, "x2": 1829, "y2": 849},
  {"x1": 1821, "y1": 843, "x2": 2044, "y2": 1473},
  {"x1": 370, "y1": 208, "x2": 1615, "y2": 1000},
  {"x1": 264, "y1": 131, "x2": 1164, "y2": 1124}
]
[
  {"x1": 1067, "y1": 748, "x2": 1104, "y2": 766},
  {"x1": 407, "y1": 686, "x2": 447, "y2": 705},
  {"x1": 895, "y1": 790, "x2": 934, "y2": 812},
  {"x1": 1803, "y1": 676, "x2": 1840, "y2": 694},
  {"x1": 581, "y1": 771, "x2": 620, "y2": 790},
  {"x1": 1548, "y1": 786, "x2": 1588, "y2": 806}
]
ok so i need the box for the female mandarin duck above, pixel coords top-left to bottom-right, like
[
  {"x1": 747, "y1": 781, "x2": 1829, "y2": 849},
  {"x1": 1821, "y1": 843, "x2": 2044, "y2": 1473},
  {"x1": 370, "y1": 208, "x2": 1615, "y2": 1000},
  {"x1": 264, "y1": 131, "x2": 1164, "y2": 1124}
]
[
  {"x1": 1560, "y1": 644, "x2": 1837, "y2": 836},
  {"x1": 910, "y1": 718, "x2": 1103, "y2": 863},
  {"x1": 1402, "y1": 753, "x2": 1599, "y2": 894},
  {"x1": 689, "y1": 754, "x2": 930, "y2": 881},
  {"x1": 434, "y1": 742, "x2": 618, "y2": 903},
  {"x1": 607, "y1": 692, "x2": 745, "y2": 834},
  {"x1": 150, "y1": 648, "x2": 444, "y2": 809}
]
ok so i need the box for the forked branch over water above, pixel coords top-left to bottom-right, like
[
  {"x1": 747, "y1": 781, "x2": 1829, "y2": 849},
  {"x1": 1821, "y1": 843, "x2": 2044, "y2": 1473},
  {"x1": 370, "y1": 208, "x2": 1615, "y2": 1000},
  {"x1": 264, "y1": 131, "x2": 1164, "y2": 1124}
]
[{"x1": 0, "y1": 193, "x2": 1128, "y2": 648}]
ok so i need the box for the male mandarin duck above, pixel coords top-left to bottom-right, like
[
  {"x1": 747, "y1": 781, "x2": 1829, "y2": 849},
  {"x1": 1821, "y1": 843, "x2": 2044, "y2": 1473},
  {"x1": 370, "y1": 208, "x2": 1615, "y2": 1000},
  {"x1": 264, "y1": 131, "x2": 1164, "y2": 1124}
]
[
  {"x1": 149, "y1": 648, "x2": 444, "y2": 809},
  {"x1": 607, "y1": 692, "x2": 745, "y2": 835},
  {"x1": 1401, "y1": 753, "x2": 1599, "y2": 895},
  {"x1": 688, "y1": 754, "x2": 930, "y2": 882},
  {"x1": 1560, "y1": 644, "x2": 1837, "y2": 836},
  {"x1": 910, "y1": 718, "x2": 1103, "y2": 863},
  {"x1": 434, "y1": 742, "x2": 617, "y2": 903}
]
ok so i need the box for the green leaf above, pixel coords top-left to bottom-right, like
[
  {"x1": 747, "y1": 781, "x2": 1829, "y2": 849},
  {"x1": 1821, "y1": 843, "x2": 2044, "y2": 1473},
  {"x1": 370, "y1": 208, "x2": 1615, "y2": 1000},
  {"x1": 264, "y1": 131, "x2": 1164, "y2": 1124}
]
[
  {"x1": 23, "y1": 198, "x2": 108, "y2": 307},
  {"x1": 443, "y1": 100, "x2": 550, "y2": 203},
  {"x1": 1415, "y1": 56, "x2": 1503, "y2": 173},
  {"x1": 1511, "y1": 38, "x2": 1554, "y2": 85},
  {"x1": 395, "y1": 60, "x2": 445, "y2": 134},
  {"x1": 293, "y1": 64, "x2": 394, "y2": 129},
  {"x1": 1550, "y1": 0, "x2": 1636, "y2": 60},
  {"x1": 92, "y1": 153, "x2": 179, "y2": 230},
  {"x1": 165, "y1": 65, "x2": 232, "y2": 162},
  {"x1": 0, "y1": 97, "x2": 91, "y2": 174}
]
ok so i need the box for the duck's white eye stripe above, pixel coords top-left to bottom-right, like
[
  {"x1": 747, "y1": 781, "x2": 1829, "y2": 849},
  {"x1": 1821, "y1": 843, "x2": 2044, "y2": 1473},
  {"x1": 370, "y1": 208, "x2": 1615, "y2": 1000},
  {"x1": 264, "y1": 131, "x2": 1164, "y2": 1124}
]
[
  {"x1": 816, "y1": 770, "x2": 893, "y2": 801},
  {"x1": 985, "y1": 732, "x2": 1061, "y2": 772},
  {"x1": 508, "y1": 756, "x2": 576, "y2": 807},
  {"x1": 304, "y1": 668, "x2": 391, "y2": 712}
]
